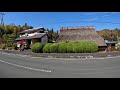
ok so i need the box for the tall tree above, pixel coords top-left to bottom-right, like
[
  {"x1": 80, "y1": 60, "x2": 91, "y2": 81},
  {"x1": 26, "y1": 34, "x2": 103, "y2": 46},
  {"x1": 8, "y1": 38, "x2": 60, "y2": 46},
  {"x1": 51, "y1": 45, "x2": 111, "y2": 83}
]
[
  {"x1": 22, "y1": 23, "x2": 33, "y2": 30},
  {"x1": 23, "y1": 23, "x2": 28, "y2": 30}
]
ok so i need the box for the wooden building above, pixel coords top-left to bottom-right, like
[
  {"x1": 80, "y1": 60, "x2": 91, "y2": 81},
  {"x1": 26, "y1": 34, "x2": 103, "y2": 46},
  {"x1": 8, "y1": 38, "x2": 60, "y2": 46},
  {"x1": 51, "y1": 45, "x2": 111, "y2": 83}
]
[
  {"x1": 56, "y1": 26, "x2": 107, "y2": 51},
  {"x1": 15, "y1": 27, "x2": 48, "y2": 49},
  {"x1": 105, "y1": 40, "x2": 119, "y2": 51}
]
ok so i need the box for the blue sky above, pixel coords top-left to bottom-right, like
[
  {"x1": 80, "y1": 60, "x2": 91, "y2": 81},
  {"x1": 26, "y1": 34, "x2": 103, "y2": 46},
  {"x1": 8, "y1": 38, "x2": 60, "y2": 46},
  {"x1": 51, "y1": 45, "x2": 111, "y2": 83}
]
[{"x1": 1, "y1": 12, "x2": 120, "y2": 31}]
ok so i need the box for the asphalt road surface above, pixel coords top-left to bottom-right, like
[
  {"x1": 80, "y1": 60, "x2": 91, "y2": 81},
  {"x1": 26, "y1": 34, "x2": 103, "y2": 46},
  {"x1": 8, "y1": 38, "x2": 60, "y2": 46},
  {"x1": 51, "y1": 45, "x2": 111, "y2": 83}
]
[{"x1": 0, "y1": 52, "x2": 120, "y2": 78}]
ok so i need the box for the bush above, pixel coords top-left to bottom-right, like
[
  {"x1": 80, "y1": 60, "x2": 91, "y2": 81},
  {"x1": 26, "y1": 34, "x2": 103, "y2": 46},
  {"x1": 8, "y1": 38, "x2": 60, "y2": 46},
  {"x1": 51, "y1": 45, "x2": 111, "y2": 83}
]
[
  {"x1": 66, "y1": 42, "x2": 74, "y2": 53},
  {"x1": 31, "y1": 42, "x2": 45, "y2": 53},
  {"x1": 74, "y1": 41, "x2": 98, "y2": 53},
  {"x1": 7, "y1": 47, "x2": 14, "y2": 50},
  {"x1": 73, "y1": 42, "x2": 84, "y2": 53},
  {"x1": 4, "y1": 43, "x2": 17, "y2": 50},
  {"x1": 6, "y1": 44, "x2": 13, "y2": 47},
  {"x1": 42, "y1": 43, "x2": 52, "y2": 53},
  {"x1": 66, "y1": 41, "x2": 98, "y2": 53},
  {"x1": 32, "y1": 41, "x2": 98, "y2": 53},
  {"x1": 58, "y1": 42, "x2": 68, "y2": 53},
  {"x1": 12, "y1": 44, "x2": 17, "y2": 50},
  {"x1": 0, "y1": 44, "x2": 6, "y2": 49},
  {"x1": 89, "y1": 42, "x2": 98, "y2": 52},
  {"x1": 49, "y1": 43, "x2": 59, "y2": 53}
]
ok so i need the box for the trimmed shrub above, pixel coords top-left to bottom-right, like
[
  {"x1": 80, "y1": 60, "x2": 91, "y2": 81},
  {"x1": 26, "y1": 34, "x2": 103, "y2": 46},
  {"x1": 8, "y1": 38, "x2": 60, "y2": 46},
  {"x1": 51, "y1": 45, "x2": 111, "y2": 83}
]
[
  {"x1": 66, "y1": 42, "x2": 75, "y2": 53},
  {"x1": 88, "y1": 42, "x2": 98, "y2": 52},
  {"x1": 58, "y1": 42, "x2": 68, "y2": 53},
  {"x1": 32, "y1": 41, "x2": 98, "y2": 53},
  {"x1": 43, "y1": 43, "x2": 52, "y2": 53},
  {"x1": 75, "y1": 41, "x2": 98, "y2": 53},
  {"x1": 72, "y1": 42, "x2": 80, "y2": 53},
  {"x1": 49, "y1": 43, "x2": 59, "y2": 53},
  {"x1": 31, "y1": 42, "x2": 45, "y2": 53},
  {"x1": 66, "y1": 41, "x2": 98, "y2": 53},
  {"x1": 75, "y1": 42, "x2": 84, "y2": 53}
]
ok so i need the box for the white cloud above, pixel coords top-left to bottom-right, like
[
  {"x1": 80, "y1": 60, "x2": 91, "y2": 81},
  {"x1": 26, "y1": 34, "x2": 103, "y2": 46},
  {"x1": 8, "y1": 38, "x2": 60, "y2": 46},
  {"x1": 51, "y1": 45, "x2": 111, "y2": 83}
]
[
  {"x1": 84, "y1": 17, "x2": 98, "y2": 21},
  {"x1": 102, "y1": 12, "x2": 119, "y2": 18}
]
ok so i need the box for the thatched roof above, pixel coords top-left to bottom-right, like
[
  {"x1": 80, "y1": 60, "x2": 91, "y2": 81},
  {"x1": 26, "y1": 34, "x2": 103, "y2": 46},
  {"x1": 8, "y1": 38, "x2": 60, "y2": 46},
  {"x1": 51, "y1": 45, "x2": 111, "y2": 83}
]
[{"x1": 56, "y1": 26, "x2": 107, "y2": 46}]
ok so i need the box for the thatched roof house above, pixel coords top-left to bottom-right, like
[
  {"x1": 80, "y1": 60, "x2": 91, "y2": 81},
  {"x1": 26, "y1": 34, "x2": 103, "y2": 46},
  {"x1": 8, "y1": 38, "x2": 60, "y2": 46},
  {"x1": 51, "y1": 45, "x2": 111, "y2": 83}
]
[{"x1": 56, "y1": 26, "x2": 107, "y2": 47}]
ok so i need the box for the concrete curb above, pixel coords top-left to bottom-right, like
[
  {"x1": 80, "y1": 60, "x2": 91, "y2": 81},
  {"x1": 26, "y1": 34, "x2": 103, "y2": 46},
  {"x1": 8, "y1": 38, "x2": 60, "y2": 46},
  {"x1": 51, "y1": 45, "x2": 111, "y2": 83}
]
[{"x1": 0, "y1": 49, "x2": 120, "y2": 59}]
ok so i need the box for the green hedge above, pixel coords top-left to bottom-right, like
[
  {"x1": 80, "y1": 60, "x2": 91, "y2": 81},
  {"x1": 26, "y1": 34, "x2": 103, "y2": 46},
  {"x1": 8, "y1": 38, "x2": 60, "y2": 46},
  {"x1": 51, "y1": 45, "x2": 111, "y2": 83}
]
[
  {"x1": 32, "y1": 41, "x2": 98, "y2": 53},
  {"x1": 58, "y1": 42, "x2": 68, "y2": 53},
  {"x1": 49, "y1": 43, "x2": 59, "y2": 53},
  {"x1": 74, "y1": 41, "x2": 98, "y2": 53},
  {"x1": 31, "y1": 42, "x2": 45, "y2": 53},
  {"x1": 43, "y1": 43, "x2": 52, "y2": 53},
  {"x1": 64, "y1": 41, "x2": 98, "y2": 53},
  {"x1": 66, "y1": 42, "x2": 74, "y2": 53}
]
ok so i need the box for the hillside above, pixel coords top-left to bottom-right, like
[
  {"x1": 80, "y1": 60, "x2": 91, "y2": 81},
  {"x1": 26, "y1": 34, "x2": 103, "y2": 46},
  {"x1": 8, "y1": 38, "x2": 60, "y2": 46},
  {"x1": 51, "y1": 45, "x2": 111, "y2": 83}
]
[{"x1": 97, "y1": 29, "x2": 120, "y2": 41}]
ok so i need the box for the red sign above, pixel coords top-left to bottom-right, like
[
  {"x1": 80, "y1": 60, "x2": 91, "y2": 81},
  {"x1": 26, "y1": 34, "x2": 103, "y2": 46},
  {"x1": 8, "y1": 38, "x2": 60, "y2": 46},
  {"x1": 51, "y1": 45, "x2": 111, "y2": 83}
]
[{"x1": 21, "y1": 40, "x2": 26, "y2": 44}]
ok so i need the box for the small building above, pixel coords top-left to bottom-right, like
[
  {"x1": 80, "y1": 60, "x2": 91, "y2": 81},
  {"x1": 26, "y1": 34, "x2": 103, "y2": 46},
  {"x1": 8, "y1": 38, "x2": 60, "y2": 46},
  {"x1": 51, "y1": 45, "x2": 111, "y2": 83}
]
[
  {"x1": 56, "y1": 26, "x2": 107, "y2": 51},
  {"x1": 15, "y1": 27, "x2": 48, "y2": 49},
  {"x1": 105, "y1": 40, "x2": 119, "y2": 51}
]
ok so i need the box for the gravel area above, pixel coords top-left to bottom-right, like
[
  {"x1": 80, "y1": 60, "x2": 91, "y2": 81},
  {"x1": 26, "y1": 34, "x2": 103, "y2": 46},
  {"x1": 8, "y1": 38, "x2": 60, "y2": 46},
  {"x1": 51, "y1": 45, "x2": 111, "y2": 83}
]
[{"x1": 0, "y1": 49, "x2": 120, "y2": 58}]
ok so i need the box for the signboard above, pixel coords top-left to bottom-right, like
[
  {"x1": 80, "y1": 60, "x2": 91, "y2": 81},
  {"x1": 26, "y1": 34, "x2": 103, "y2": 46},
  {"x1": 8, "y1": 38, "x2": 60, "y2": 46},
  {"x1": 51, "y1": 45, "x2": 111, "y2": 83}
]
[{"x1": 21, "y1": 40, "x2": 26, "y2": 44}]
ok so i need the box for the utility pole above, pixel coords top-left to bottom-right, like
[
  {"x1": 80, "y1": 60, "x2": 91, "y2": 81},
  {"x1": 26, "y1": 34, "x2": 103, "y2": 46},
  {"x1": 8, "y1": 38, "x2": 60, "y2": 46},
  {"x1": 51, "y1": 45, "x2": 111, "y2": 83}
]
[
  {"x1": 0, "y1": 13, "x2": 6, "y2": 44},
  {"x1": 0, "y1": 13, "x2": 5, "y2": 38},
  {"x1": 0, "y1": 13, "x2": 5, "y2": 27}
]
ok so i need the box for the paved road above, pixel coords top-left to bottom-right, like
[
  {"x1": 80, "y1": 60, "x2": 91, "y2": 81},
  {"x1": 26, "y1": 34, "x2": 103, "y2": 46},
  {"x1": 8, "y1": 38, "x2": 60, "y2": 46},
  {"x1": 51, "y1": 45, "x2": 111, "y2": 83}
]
[{"x1": 0, "y1": 52, "x2": 120, "y2": 78}]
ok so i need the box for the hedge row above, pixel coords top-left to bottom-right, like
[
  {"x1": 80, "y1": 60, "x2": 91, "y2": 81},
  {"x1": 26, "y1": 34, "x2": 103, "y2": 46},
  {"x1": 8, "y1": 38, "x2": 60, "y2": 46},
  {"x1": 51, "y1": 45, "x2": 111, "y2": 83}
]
[
  {"x1": 42, "y1": 43, "x2": 52, "y2": 53},
  {"x1": 31, "y1": 41, "x2": 98, "y2": 53},
  {"x1": 31, "y1": 42, "x2": 45, "y2": 53}
]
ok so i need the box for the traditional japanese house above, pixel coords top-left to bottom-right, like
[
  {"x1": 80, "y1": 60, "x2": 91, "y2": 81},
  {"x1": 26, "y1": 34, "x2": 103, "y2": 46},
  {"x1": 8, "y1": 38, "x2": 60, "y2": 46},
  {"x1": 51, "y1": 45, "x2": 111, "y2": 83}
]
[
  {"x1": 15, "y1": 27, "x2": 48, "y2": 49},
  {"x1": 56, "y1": 26, "x2": 107, "y2": 51},
  {"x1": 105, "y1": 40, "x2": 119, "y2": 51}
]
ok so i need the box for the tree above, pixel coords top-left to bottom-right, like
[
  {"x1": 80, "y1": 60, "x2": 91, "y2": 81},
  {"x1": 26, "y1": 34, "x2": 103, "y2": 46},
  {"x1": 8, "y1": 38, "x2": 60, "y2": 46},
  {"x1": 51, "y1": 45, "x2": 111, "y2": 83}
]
[
  {"x1": 0, "y1": 26, "x2": 4, "y2": 38},
  {"x1": 23, "y1": 23, "x2": 28, "y2": 30},
  {"x1": 17, "y1": 25, "x2": 23, "y2": 32},
  {"x1": 47, "y1": 28, "x2": 59, "y2": 42},
  {"x1": 97, "y1": 28, "x2": 120, "y2": 41},
  {"x1": 115, "y1": 28, "x2": 120, "y2": 41},
  {"x1": 22, "y1": 23, "x2": 33, "y2": 30}
]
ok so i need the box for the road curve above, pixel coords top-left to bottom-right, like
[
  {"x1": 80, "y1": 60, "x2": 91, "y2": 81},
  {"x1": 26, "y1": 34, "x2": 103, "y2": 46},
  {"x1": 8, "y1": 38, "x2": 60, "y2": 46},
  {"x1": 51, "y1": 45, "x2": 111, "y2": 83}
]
[{"x1": 0, "y1": 52, "x2": 120, "y2": 78}]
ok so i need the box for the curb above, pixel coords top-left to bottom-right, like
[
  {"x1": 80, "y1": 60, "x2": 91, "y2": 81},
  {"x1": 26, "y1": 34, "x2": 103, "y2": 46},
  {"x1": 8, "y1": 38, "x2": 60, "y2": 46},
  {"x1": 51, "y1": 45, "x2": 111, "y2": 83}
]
[{"x1": 0, "y1": 50, "x2": 120, "y2": 59}]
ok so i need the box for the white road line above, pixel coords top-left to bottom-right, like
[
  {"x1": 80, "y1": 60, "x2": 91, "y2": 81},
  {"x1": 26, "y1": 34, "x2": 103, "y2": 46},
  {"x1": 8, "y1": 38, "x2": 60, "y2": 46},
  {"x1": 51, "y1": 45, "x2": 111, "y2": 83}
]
[{"x1": 0, "y1": 59, "x2": 51, "y2": 73}]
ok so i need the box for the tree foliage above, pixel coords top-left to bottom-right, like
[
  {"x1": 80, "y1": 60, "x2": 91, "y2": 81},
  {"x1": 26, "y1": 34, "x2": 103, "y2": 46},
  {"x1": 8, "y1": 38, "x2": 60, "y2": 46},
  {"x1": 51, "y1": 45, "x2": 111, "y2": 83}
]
[
  {"x1": 97, "y1": 28, "x2": 120, "y2": 41},
  {"x1": 45, "y1": 28, "x2": 59, "y2": 43},
  {"x1": 0, "y1": 23, "x2": 34, "y2": 45}
]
